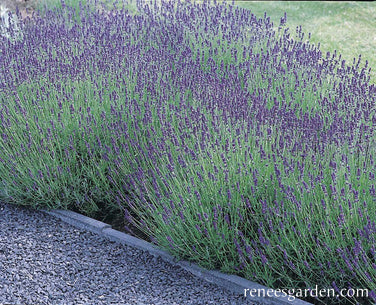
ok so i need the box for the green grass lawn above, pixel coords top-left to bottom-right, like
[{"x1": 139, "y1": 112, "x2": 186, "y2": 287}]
[{"x1": 234, "y1": 1, "x2": 376, "y2": 84}]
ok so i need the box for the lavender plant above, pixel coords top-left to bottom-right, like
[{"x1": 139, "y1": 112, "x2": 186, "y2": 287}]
[{"x1": 1, "y1": 0, "x2": 375, "y2": 304}]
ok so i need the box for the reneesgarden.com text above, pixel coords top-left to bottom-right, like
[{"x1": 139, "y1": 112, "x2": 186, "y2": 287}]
[{"x1": 244, "y1": 286, "x2": 369, "y2": 302}]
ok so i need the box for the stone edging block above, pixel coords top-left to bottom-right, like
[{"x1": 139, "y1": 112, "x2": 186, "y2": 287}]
[
  {"x1": 43, "y1": 209, "x2": 111, "y2": 234},
  {"x1": 43, "y1": 209, "x2": 314, "y2": 305}
]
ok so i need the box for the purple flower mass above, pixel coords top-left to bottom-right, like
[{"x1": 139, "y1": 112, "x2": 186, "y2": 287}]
[{"x1": 0, "y1": 0, "x2": 376, "y2": 304}]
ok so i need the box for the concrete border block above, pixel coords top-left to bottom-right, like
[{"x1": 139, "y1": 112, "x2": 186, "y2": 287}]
[
  {"x1": 101, "y1": 227, "x2": 178, "y2": 265},
  {"x1": 177, "y1": 260, "x2": 311, "y2": 305},
  {"x1": 43, "y1": 209, "x2": 314, "y2": 305},
  {"x1": 43, "y1": 209, "x2": 111, "y2": 234}
]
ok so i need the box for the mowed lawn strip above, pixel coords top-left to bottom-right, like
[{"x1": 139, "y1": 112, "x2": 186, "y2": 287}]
[{"x1": 234, "y1": 1, "x2": 376, "y2": 84}]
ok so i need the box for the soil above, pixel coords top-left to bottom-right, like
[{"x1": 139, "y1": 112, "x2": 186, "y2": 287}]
[
  {"x1": 68, "y1": 202, "x2": 153, "y2": 243},
  {"x1": 91, "y1": 208, "x2": 153, "y2": 243}
]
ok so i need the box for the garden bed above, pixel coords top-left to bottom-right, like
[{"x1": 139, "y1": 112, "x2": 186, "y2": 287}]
[{"x1": 1, "y1": 1, "x2": 376, "y2": 304}]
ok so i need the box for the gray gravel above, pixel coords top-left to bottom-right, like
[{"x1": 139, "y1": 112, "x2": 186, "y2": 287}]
[{"x1": 0, "y1": 202, "x2": 258, "y2": 305}]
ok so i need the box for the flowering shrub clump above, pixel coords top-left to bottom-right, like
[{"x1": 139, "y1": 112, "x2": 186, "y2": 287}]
[{"x1": 1, "y1": 1, "x2": 376, "y2": 303}]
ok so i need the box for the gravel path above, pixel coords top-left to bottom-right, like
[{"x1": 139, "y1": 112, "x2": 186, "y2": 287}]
[{"x1": 0, "y1": 202, "x2": 258, "y2": 305}]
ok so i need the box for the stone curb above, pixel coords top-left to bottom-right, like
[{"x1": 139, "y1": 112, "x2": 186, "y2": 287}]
[{"x1": 43, "y1": 209, "x2": 314, "y2": 305}]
